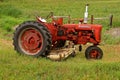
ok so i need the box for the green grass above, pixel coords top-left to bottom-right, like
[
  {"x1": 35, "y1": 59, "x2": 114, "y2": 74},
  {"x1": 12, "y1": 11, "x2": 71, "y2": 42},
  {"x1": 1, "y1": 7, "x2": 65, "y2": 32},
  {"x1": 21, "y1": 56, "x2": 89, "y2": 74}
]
[
  {"x1": 0, "y1": 40, "x2": 120, "y2": 80},
  {"x1": 0, "y1": 4, "x2": 22, "y2": 18},
  {"x1": 0, "y1": 0, "x2": 120, "y2": 28},
  {"x1": 0, "y1": 0, "x2": 120, "y2": 80},
  {"x1": 102, "y1": 34, "x2": 120, "y2": 45},
  {"x1": 0, "y1": 0, "x2": 120, "y2": 40}
]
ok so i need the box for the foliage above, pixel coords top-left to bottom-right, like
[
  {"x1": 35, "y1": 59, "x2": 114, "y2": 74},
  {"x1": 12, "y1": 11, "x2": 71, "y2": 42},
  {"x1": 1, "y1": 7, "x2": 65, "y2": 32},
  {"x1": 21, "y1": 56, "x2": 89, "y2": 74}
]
[
  {"x1": 0, "y1": 5, "x2": 22, "y2": 18},
  {"x1": 0, "y1": 16, "x2": 22, "y2": 32}
]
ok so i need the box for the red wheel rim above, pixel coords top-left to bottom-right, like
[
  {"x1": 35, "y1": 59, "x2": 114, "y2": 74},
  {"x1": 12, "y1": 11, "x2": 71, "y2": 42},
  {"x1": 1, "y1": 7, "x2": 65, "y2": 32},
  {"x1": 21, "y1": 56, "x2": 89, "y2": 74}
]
[
  {"x1": 19, "y1": 28, "x2": 43, "y2": 55},
  {"x1": 90, "y1": 49, "x2": 100, "y2": 59}
]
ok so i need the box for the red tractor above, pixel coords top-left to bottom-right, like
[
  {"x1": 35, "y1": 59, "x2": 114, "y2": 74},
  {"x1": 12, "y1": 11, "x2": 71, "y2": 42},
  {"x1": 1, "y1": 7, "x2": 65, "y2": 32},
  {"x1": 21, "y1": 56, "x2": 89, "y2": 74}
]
[{"x1": 13, "y1": 4, "x2": 103, "y2": 59}]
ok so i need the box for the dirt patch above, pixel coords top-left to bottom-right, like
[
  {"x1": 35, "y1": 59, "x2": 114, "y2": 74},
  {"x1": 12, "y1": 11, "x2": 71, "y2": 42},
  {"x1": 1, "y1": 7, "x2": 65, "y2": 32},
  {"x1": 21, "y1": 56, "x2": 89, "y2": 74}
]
[
  {"x1": 0, "y1": 39, "x2": 13, "y2": 49},
  {"x1": 106, "y1": 28, "x2": 120, "y2": 38}
]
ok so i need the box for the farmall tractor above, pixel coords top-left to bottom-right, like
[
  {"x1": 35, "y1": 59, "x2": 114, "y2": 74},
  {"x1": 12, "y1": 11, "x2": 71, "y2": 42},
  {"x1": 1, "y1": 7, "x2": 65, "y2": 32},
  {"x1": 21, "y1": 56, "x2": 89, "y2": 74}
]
[{"x1": 13, "y1": 4, "x2": 103, "y2": 60}]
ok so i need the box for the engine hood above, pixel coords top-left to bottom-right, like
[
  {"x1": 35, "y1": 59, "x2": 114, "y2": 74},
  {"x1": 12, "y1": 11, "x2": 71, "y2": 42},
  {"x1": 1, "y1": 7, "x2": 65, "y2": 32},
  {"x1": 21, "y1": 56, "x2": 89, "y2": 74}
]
[
  {"x1": 76, "y1": 24, "x2": 102, "y2": 30},
  {"x1": 63, "y1": 24, "x2": 102, "y2": 31}
]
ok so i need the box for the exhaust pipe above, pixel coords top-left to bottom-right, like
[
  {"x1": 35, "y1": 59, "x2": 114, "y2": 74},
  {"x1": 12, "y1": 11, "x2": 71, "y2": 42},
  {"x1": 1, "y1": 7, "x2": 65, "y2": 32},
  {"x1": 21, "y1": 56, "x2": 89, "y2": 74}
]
[{"x1": 84, "y1": 4, "x2": 89, "y2": 24}]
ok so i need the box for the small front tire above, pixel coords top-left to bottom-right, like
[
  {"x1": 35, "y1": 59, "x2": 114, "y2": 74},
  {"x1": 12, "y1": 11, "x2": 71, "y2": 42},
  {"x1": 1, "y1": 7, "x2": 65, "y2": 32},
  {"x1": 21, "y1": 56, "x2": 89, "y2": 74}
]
[{"x1": 85, "y1": 46, "x2": 103, "y2": 59}]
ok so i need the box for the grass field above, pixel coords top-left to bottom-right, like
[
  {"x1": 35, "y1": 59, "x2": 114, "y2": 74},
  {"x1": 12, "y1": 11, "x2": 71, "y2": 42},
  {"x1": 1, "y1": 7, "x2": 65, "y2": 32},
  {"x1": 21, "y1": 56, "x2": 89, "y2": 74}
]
[
  {"x1": 0, "y1": 38, "x2": 120, "y2": 80},
  {"x1": 0, "y1": 0, "x2": 120, "y2": 80}
]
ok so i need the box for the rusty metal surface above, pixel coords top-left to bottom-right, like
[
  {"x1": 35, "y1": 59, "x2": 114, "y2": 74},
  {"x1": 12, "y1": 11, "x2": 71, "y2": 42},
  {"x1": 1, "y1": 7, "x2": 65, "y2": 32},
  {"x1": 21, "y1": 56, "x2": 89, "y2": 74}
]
[{"x1": 47, "y1": 48, "x2": 75, "y2": 61}]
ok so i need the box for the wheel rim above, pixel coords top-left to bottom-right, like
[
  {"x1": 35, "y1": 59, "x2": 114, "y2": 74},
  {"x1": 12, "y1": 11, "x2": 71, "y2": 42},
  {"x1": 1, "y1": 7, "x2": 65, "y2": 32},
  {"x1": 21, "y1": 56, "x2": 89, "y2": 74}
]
[
  {"x1": 89, "y1": 49, "x2": 100, "y2": 59},
  {"x1": 19, "y1": 28, "x2": 43, "y2": 55}
]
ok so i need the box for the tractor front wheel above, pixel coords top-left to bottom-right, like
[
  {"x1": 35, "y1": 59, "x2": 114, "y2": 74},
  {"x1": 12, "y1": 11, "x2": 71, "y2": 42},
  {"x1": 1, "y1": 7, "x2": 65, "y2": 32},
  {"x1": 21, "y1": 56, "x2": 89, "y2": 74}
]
[
  {"x1": 85, "y1": 46, "x2": 103, "y2": 59},
  {"x1": 13, "y1": 21, "x2": 52, "y2": 57}
]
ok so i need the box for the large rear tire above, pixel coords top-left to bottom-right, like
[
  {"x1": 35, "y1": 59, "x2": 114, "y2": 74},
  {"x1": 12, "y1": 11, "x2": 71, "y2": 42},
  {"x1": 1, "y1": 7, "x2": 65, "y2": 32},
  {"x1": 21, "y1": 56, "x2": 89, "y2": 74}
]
[{"x1": 13, "y1": 21, "x2": 52, "y2": 57}]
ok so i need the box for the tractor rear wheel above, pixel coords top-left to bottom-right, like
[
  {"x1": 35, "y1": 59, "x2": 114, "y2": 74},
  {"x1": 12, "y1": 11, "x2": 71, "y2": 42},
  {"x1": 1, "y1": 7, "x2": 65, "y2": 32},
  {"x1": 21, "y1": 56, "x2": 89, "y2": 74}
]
[
  {"x1": 85, "y1": 46, "x2": 103, "y2": 59},
  {"x1": 13, "y1": 21, "x2": 52, "y2": 57}
]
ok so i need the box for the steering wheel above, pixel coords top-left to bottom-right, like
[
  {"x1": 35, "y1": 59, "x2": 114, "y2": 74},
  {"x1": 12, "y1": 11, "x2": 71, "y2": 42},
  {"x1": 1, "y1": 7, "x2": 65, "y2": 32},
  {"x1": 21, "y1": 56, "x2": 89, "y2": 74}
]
[{"x1": 46, "y1": 12, "x2": 54, "y2": 19}]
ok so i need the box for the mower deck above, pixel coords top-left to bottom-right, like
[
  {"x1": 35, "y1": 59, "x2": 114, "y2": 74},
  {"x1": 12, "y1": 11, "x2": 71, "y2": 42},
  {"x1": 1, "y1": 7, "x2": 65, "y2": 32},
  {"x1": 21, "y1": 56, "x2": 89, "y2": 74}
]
[{"x1": 47, "y1": 47, "x2": 76, "y2": 61}]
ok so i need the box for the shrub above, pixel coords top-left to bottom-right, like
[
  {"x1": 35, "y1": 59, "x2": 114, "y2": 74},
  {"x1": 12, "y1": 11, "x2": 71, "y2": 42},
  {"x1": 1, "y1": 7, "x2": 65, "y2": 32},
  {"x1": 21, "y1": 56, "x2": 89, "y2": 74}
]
[
  {"x1": 0, "y1": 16, "x2": 22, "y2": 32},
  {"x1": 0, "y1": 5, "x2": 22, "y2": 18}
]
